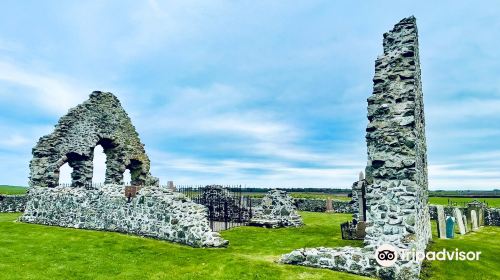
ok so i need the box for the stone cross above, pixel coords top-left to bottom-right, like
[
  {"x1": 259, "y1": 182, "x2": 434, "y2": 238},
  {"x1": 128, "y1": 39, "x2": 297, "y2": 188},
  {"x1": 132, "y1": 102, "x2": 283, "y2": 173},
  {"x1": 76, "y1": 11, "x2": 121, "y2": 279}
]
[
  {"x1": 453, "y1": 208, "x2": 466, "y2": 235},
  {"x1": 436, "y1": 205, "x2": 446, "y2": 239},
  {"x1": 471, "y1": 210, "x2": 479, "y2": 231},
  {"x1": 446, "y1": 216, "x2": 455, "y2": 239}
]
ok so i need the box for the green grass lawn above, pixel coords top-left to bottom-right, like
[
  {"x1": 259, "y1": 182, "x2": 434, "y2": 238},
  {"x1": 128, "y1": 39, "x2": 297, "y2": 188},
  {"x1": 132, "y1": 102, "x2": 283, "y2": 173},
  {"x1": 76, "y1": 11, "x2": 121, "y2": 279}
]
[
  {"x1": 0, "y1": 211, "x2": 498, "y2": 279},
  {"x1": 0, "y1": 185, "x2": 28, "y2": 195},
  {"x1": 0, "y1": 212, "x2": 368, "y2": 280},
  {"x1": 422, "y1": 219, "x2": 500, "y2": 279}
]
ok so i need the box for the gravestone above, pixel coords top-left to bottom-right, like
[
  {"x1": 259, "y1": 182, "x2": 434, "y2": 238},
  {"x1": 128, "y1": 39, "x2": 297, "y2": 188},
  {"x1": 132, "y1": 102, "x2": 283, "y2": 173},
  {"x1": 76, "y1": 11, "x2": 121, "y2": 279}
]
[
  {"x1": 453, "y1": 208, "x2": 466, "y2": 235},
  {"x1": 446, "y1": 216, "x2": 455, "y2": 238},
  {"x1": 325, "y1": 197, "x2": 333, "y2": 212},
  {"x1": 471, "y1": 210, "x2": 479, "y2": 231},
  {"x1": 166, "y1": 181, "x2": 176, "y2": 191},
  {"x1": 462, "y1": 215, "x2": 468, "y2": 233},
  {"x1": 479, "y1": 208, "x2": 484, "y2": 226},
  {"x1": 436, "y1": 205, "x2": 447, "y2": 239}
]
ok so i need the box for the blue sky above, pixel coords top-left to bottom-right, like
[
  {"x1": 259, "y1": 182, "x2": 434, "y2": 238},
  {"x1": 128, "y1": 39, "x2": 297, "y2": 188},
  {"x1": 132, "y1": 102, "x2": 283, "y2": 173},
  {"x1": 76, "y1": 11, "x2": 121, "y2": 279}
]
[{"x1": 0, "y1": 1, "x2": 499, "y2": 189}]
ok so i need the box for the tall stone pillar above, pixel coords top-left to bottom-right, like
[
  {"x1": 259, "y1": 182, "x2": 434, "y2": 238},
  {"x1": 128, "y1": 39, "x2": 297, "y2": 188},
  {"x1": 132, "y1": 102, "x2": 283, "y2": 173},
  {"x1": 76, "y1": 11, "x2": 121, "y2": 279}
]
[{"x1": 364, "y1": 16, "x2": 431, "y2": 277}]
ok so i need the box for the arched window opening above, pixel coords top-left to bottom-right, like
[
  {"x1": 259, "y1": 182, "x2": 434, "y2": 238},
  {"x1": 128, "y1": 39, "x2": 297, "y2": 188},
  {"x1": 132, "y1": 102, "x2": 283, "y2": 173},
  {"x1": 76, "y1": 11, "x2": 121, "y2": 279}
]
[
  {"x1": 92, "y1": 145, "x2": 107, "y2": 184},
  {"x1": 58, "y1": 162, "x2": 73, "y2": 186},
  {"x1": 123, "y1": 169, "x2": 131, "y2": 185}
]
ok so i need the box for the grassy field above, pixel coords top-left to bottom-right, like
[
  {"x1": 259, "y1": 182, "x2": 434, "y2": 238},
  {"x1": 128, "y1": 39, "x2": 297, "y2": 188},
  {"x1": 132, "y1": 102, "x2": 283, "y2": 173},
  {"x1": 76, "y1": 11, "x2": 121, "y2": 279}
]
[
  {"x1": 0, "y1": 185, "x2": 27, "y2": 195},
  {"x1": 0, "y1": 211, "x2": 499, "y2": 279},
  {"x1": 429, "y1": 197, "x2": 500, "y2": 208},
  {"x1": 422, "y1": 220, "x2": 500, "y2": 279},
  {"x1": 0, "y1": 212, "x2": 367, "y2": 280}
]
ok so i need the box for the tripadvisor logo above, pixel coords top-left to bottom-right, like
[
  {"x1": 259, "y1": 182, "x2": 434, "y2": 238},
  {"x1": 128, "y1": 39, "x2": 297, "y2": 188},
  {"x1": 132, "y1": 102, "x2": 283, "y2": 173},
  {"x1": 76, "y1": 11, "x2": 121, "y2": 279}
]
[{"x1": 375, "y1": 244, "x2": 482, "y2": 267}]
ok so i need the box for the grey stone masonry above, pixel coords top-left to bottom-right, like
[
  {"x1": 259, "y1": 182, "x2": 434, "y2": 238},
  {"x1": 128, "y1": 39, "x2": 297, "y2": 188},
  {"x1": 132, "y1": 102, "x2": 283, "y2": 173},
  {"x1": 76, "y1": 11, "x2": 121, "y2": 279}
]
[
  {"x1": 250, "y1": 190, "x2": 303, "y2": 228},
  {"x1": 29, "y1": 91, "x2": 158, "y2": 188},
  {"x1": 281, "y1": 16, "x2": 431, "y2": 280},
  {"x1": 0, "y1": 195, "x2": 26, "y2": 212},
  {"x1": 364, "y1": 15, "x2": 431, "y2": 254},
  {"x1": 20, "y1": 185, "x2": 228, "y2": 247},
  {"x1": 485, "y1": 208, "x2": 500, "y2": 226}
]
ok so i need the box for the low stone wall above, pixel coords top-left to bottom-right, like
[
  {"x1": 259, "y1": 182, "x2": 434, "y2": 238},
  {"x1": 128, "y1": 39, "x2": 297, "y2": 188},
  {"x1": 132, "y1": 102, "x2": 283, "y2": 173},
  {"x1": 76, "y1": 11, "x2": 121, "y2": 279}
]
[
  {"x1": 280, "y1": 246, "x2": 419, "y2": 279},
  {"x1": 485, "y1": 208, "x2": 500, "y2": 226},
  {"x1": 20, "y1": 185, "x2": 228, "y2": 247},
  {"x1": 428, "y1": 205, "x2": 460, "y2": 220},
  {"x1": 251, "y1": 198, "x2": 352, "y2": 213},
  {"x1": 0, "y1": 195, "x2": 27, "y2": 212},
  {"x1": 250, "y1": 190, "x2": 303, "y2": 228}
]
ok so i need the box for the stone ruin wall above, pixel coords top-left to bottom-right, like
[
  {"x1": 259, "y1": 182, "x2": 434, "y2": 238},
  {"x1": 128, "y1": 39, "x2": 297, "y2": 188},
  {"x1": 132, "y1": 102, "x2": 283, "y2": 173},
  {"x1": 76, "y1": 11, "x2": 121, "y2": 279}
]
[
  {"x1": 250, "y1": 190, "x2": 303, "y2": 228},
  {"x1": 22, "y1": 92, "x2": 229, "y2": 248},
  {"x1": 30, "y1": 91, "x2": 158, "y2": 188},
  {"x1": 364, "y1": 16, "x2": 431, "y2": 254},
  {"x1": 20, "y1": 185, "x2": 228, "y2": 247},
  {"x1": 0, "y1": 195, "x2": 26, "y2": 212},
  {"x1": 281, "y1": 16, "x2": 431, "y2": 280}
]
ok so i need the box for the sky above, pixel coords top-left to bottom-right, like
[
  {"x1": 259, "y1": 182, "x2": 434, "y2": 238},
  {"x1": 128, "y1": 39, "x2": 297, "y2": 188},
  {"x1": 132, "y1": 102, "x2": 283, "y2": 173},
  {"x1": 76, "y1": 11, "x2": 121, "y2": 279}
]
[{"x1": 0, "y1": 1, "x2": 499, "y2": 190}]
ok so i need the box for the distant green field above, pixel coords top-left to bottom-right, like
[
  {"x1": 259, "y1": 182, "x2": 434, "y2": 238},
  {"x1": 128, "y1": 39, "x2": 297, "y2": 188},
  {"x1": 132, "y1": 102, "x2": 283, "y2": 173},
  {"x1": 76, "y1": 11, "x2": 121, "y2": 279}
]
[
  {"x1": 0, "y1": 185, "x2": 27, "y2": 195},
  {"x1": 245, "y1": 192, "x2": 350, "y2": 200},
  {"x1": 1, "y1": 185, "x2": 499, "y2": 207},
  {"x1": 429, "y1": 197, "x2": 500, "y2": 208}
]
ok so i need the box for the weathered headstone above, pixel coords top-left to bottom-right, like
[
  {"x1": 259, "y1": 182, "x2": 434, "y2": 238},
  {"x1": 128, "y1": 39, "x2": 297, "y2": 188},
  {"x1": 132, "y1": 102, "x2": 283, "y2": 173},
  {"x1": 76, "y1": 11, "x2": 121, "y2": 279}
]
[
  {"x1": 166, "y1": 181, "x2": 176, "y2": 191},
  {"x1": 471, "y1": 209, "x2": 479, "y2": 231},
  {"x1": 453, "y1": 208, "x2": 466, "y2": 235},
  {"x1": 325, "y1": 197, "x2": 333, "y2": 212},
  {"x1": 446, "y1": 216, "x2": 455, "y2": 238},
  {"x1": 479, "y1": 208, "x2": 484, "y2": 226},
  {"x1": 436, "y1": 205, "x2": 447, "y2": 239}
]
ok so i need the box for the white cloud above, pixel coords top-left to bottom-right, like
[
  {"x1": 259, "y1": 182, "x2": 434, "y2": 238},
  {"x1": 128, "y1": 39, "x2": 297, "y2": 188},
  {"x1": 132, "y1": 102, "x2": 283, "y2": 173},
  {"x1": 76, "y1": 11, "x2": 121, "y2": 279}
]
[
  {"x1": 0, "y1": 134, "x2": 30, "y2": 148},
  {"x1": 0, "y1": 60, "x2": 88, "y2": 115}
]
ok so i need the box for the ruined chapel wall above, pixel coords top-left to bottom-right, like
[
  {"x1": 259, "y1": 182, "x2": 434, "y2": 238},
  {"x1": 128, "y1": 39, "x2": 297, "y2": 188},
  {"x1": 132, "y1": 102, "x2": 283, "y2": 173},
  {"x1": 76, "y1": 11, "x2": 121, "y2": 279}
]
[
  {"x1": 364, "y1": 16, "x2": 430, "y2": 252},
  {"x1": 30, "y1": 92, "x2": 154, "y2": 188}
]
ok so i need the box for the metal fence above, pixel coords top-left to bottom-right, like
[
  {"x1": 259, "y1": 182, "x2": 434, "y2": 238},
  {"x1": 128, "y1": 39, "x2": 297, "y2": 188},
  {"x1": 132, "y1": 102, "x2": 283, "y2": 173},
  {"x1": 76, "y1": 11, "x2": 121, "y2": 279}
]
[
  {"x1": 447, "y1": 199, "x2": 489, "y2": 208},
  {"x1": 174, "y1": 185, "x2": 253, "y2": 232}
]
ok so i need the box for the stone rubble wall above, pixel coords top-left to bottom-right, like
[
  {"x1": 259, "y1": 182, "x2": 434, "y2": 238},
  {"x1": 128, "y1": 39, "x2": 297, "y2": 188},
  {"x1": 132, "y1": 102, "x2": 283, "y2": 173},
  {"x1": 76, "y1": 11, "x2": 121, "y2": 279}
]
[
  {"x1": 250, "y1": 190, "x2": 303, "y2": 227},
  {"x1": 250, "y1": 198, "x2": 352, "y2": 213},
  {"x1": 7, "y1": 193, "x2": 500, "y2": 226},
  {"x1": 280, "y1": 246, "x2": 420, "y2": 279},
  {"x1": 30, "y1": 91, "x2": 158, "y2": 188},
  {"x1": 281, "y1": 16, "x2": 431, "y2": 280},
  {"x1": 20, "y1": 185, "x2": 228, "y2": 247},
  {"x1": 364, "y1": 16, "x2": 431, "y2": 256},
  {"x1": 485, "y1": 208, "x2": 500, "y2": 226},
  {"x1": 0, "y1": 195, "x2": 26, "y2": 212}
]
